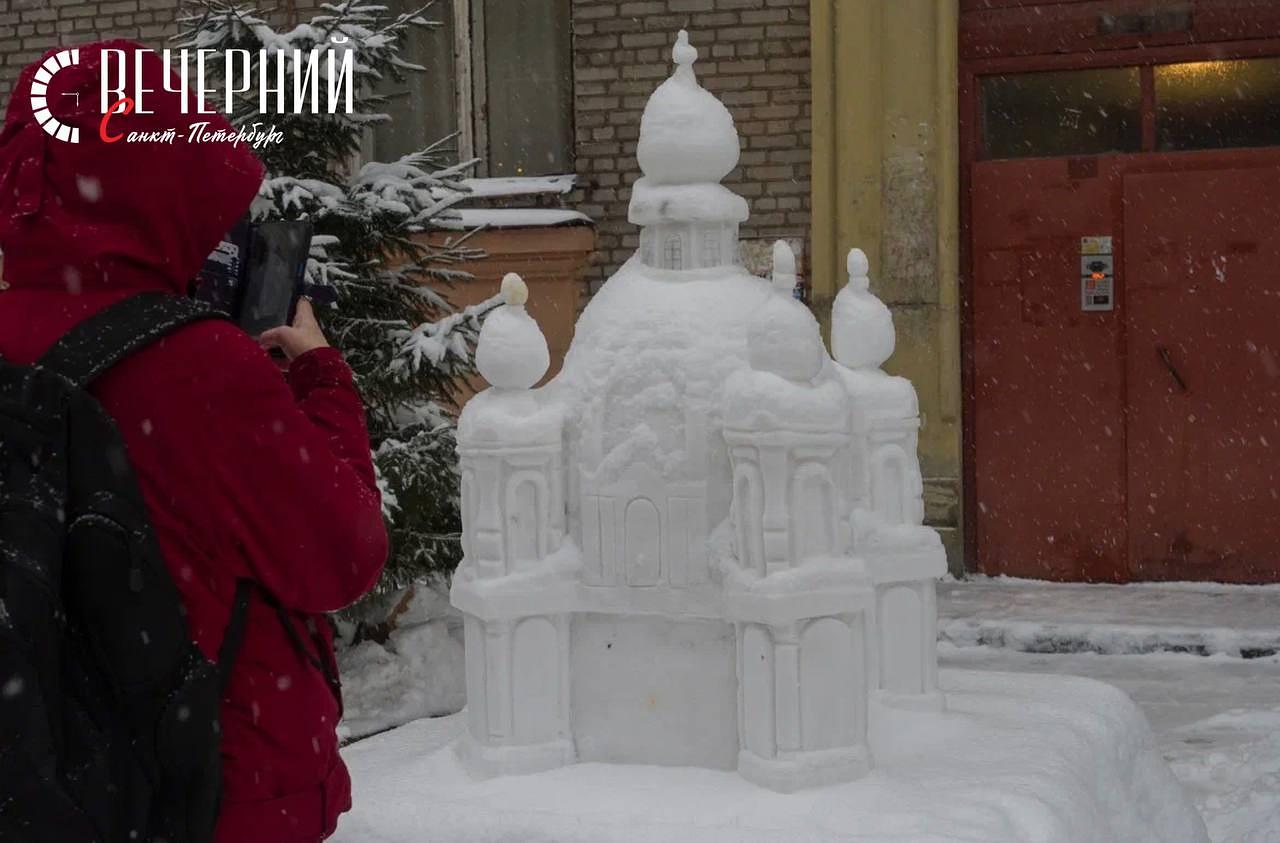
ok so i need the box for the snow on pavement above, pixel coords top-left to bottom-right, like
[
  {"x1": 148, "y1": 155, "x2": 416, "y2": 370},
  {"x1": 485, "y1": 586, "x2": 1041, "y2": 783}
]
[
  {"x1": 938, "y1": 577, "x2": 1280, "y2": 657},
  {"x1": 941, "y1": 645, "x2": 1280, "y2": 843},
  {"x1": 939, "y1": 577, "x2": 1280, "y2": 841}
]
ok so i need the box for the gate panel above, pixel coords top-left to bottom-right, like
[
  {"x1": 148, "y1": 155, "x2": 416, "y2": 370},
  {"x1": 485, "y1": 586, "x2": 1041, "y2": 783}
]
[{"x1": 1123, "y1": 166, "x2": 1280, "y2": 582}]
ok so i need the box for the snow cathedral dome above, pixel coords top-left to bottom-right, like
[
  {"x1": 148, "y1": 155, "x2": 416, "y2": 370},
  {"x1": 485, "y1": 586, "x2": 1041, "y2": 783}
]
[{"x1": 635, "y1": 30, "x2": 739, "y2": 185}]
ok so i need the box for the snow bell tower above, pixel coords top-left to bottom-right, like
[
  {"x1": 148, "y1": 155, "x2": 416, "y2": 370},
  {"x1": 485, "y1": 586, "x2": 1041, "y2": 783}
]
[{"x1": 631, "y1": 30, "x2": 748, "y2": 271}]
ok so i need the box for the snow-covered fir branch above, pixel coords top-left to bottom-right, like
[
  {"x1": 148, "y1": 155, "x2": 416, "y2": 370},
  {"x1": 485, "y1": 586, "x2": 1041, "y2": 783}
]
[{"x1": 181, "y1": 0, "x2": 487, "y2": 593}]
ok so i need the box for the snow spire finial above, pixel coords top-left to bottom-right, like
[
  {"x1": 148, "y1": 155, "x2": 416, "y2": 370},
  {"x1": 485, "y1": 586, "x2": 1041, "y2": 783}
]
[
  {"x1": 772, "y1": 240, "x2": 797, "y2": 296},
  {"x1": 846, "y1": 248, "x2": 870, "y2": 292},
  {"x1": 501, "y1": 272, "x2": 529, "y2": 307},
  {"x1": 832, "y1": 246, "x2": 895, "y2": 370},
  {"x1": 673, "y1": 30, "x2": 697, "y2": 81}
]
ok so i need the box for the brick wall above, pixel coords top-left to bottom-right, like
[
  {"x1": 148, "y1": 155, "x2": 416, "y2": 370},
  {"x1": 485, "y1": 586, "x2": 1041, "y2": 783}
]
[
  {"x1": 0, "y1": 1, "x2": 336, "y2": 114},
  {"x1": 569, "y1": 0, "x2": 812, "y2": 294},
  {"x1": 0, "y1": 0, "x2": 187, "y2": 113}
]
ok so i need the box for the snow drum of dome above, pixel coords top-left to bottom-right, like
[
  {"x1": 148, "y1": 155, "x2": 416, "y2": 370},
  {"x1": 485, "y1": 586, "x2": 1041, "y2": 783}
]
[{"x1": 555, "y1": 260, "x2": 771, "y2": 486}]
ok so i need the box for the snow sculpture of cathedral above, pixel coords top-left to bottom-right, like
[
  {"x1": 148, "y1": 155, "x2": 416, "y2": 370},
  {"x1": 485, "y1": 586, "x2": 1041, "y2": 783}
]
[{"x1": 451, "y1": 30, "x2": 946, "y2": 793}]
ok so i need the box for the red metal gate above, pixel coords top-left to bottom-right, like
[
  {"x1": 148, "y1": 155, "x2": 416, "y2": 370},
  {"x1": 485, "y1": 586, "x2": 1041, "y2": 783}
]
[{"x1": 961, "y1": 1, "x2": 1280, "y2": 582}]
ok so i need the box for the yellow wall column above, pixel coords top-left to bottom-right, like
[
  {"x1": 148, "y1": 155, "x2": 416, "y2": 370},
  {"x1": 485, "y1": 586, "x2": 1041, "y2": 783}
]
[{"x1": 810, "y1": 0, "x2": 963, "y2": 569}]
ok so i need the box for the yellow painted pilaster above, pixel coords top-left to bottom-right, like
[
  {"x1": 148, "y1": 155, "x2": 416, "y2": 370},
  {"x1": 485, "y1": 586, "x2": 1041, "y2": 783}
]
[
  {"x1": 809, "y1": 0, "x2": 836, "y2": 330},
  {"x1": 811, "y1": 0, "x2": 963, "y2": 568}
]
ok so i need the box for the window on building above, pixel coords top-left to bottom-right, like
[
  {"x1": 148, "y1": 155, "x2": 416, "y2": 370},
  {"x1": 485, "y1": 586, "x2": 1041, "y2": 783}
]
[
  {"x1": 374, "y1": 2, "x2": 459, "y2": 163},
  {"x1": 980, "y1": 67, "x2": 1142, "y2": 160},
  {"x1": 481, "y1": 0, "x2": 574, "y2": 176},
  {"x1": 702, "y1": 231, "x2": 721, "y2": 267},
  {"x1": 373, "y1": 0, "x2": 574, "y2": 176},
  {"x1": 664, "y1": 236, "x2": 684, "y2": 270},
  {"x1": 1155, "y1": 58, "x2": 1280, "y2": 152}
]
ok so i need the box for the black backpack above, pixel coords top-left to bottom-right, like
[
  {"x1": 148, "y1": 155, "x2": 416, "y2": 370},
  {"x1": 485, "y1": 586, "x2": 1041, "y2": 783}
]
[{"x1": 0, "y1": 293, "x2": 252, "y2": 843}]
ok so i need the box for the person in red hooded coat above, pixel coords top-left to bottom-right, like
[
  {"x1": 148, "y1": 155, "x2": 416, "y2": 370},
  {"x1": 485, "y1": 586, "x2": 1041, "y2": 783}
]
[{"x1": 0, "y1": 42, "x2": 388, "y2": 841}]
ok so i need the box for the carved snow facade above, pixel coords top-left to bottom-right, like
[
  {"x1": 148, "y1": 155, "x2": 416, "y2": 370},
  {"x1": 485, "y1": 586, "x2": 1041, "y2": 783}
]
[{"x1": 451, "y1": 30, "x2": 946, "y2": 793}]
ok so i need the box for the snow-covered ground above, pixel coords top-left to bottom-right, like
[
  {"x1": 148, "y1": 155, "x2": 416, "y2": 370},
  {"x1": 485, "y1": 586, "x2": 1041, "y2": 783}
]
[
  {"x1": 933, "y1": 577, "x2": 1280, "y2": 842},
  {"x1": 336, "y1": 578, "x2": 1280, "y2": 841}
]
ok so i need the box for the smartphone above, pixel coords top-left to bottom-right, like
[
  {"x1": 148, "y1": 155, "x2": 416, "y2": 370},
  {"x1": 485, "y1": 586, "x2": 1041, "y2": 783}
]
[
  {"x1": 193, "y1": 219, "x2": 329, "y2": 336},
  {"x1": 239, "y1": 222, "x2": 313, "y2": 336}
]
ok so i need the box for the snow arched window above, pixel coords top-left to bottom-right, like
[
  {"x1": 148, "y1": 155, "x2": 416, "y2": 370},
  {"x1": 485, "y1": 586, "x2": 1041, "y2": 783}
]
[
  {"x1": 663, "y1": 235, "x2": 684, "y2": 270},
  {"x1": 702, "y1": 231, "x2": 720, "y2": 267},
  {"x1": 639, "y1": 228, "x2": 655, "y2": 266}
]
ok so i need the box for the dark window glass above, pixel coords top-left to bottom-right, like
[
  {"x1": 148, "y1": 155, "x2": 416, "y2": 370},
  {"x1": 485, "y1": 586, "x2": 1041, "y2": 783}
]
[
  {"x1": 1155, "y1": 58, "x2": 1280, "y2": 151},
  {"x1": 484, "y1": 0, "x2": 574, "y2": 176},
  {"x1": 980, "y1": 68, "x2": 1141, "y2": 160},
  {"x1": 374, "y1": 2, "x2": 458, "y2": 162}
]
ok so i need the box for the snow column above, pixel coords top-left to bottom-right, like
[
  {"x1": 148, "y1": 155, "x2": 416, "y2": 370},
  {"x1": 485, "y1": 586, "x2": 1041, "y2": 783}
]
[
  {"x1": 452, "y1": 275, "x2": 577, "y2": 775},
  {"x1": 722, "y1": 243, "x2": 875, "y2": 791},
  {"x1": 833, "y1": 249, "x2": 946, "y2": 712}
]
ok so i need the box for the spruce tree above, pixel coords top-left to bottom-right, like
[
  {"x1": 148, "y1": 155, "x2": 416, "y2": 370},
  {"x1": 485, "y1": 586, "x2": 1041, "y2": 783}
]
[{"x1": 178, "y1": 1, "x2": 487, "y2": 600}]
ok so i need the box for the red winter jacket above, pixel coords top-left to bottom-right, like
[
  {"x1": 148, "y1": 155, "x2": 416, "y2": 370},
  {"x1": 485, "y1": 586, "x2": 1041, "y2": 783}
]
[{"x1": 0, "y1": 43, "x2": 387, "y2": 841}]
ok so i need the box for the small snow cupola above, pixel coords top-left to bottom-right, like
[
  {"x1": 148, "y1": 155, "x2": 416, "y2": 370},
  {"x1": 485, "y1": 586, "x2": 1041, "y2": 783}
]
[
  {"x1": 744, "y1": 241, "x2": 826, "y2": 382},
  {"x1": 832, "y1": 248, "x2": 895, "y2": 370},
  {"x1": 475, "y1": 272, "x2": 550, "y2": 390},
  {"x1": 630, "y1": 30, "x2": 748, "y2": 271}
]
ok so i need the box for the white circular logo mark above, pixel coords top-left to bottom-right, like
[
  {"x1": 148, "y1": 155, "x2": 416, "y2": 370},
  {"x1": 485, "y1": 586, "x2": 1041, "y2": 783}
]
[{"x1": 29, "y1": 48, "x2": 81, "y2": 144}]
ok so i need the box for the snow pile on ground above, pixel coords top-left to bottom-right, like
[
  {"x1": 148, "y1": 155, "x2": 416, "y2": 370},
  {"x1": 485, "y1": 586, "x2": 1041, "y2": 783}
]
[
  {"x1": 940, "y1": 643, "x2": 1280, "y2": 843},
  {"x1": 334, "y1": 669, "x2": 1207, "y2": 843},
  {"x1": 337, "y1": 587, "x2": 466, "y2": 741}
]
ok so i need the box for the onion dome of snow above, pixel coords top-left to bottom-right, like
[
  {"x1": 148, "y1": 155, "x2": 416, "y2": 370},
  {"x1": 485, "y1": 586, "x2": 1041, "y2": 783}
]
[
  {"x1": 628, "y1": 30, "x2": 747, "y2": 266},
  {"x1": 746, "y1": 241, "x2": 825, "y2": 382},
  {"x1": 636, "y1": 30, "x2": 739, "y2": 186},
  {"x1": 474, "y1": 273, "x2": 550, "y2": 389},
  {"x1": 832, "y1": 248, "x2": 896, "y2": 370}
]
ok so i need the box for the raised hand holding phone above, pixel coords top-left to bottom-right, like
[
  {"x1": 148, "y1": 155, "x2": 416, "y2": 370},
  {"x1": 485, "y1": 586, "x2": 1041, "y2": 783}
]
[{"x1": 260, "y1": 298, "x2": 329, "y2": 361}]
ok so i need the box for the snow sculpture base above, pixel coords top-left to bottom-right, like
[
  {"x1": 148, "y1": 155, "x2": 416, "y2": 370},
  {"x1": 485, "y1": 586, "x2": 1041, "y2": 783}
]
[{"x1": 336, "y1": 671, "x2": 1210, "y2": 843}]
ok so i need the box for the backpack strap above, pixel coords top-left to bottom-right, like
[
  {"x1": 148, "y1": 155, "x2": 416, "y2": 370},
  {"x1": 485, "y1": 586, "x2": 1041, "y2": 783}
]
[
  {"x1": 217, "y1": 579, "x2": 255, "y2": 692},
  {"x1": 38, "y1": 292, "x2": 223, "y2": 388}
]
